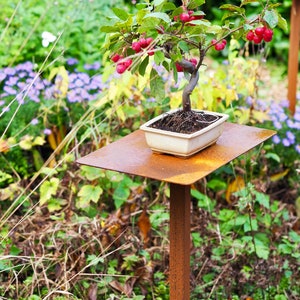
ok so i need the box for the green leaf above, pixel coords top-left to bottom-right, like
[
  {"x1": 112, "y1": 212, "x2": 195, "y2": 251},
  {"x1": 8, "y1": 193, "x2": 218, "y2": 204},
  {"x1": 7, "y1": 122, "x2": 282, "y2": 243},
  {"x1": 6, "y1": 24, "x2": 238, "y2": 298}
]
[
  {"x1": 40, "y1": 178, "x2": 59, "y2": 206},
  {"x1": 153, "y1": 0, "x2": 165, "y2": 6},
  {"x1": 241, "y1": 0, "x2": 260, "y2": 6},
  {"x1": 276, "y1": 12, "x2": 288, "y2": 31},
  {"x1": 255, "y1": 191, "x2": 270, "y2": 209},
  {"x1": 254, "y1": 233, "x2": 270, "y2": 259},
  {"x1": 80, "y1": 166, "x2": 105, "y2": 181},
  {"x1": 139, "y1": 55, "x2": 149, "y2": 76},
  {"x1": 220, "y1": 4, "x2": 245, "y2": 14},
  {"x1": 77, "y1": 185, "x2": 103, "y2": 208},
  {"x1": 154, "y1": 50, "x2": 165, "y2": 65},
  {"x1": 144, "y1": 12, "x2": 171, "y2": 23},
  {"x1": 150, "y1": 68, "x2": 165, "y2": 101},
  {"x1": 263, "y1": 10, "x2": 278, "y2": 28},
  {"x1": 101, "y1": 25, "x2": 119, "y2": 33},
  {"x1": 188, "y1": 0, "x2": 205, "y2": 9},
  {"x1": 112, "y1": 7, "x2": 129, "y2": 21},
  {"x1": 178, "y1": 41, "x2": 189, "y2": 53}
]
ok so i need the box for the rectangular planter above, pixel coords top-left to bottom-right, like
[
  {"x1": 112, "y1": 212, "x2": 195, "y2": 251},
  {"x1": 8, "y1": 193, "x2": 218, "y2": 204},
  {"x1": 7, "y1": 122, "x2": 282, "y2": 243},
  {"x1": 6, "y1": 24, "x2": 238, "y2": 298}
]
[{"x1": 140, "y1": 109, "x2": 229, "y2": 157}]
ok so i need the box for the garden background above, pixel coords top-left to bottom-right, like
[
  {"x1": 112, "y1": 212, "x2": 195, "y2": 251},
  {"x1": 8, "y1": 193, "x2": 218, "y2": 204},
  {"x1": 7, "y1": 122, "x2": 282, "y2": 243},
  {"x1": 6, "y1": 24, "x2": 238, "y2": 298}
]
[{"x1": 0, "y1": 0, "x2": 299, "y2": 299}]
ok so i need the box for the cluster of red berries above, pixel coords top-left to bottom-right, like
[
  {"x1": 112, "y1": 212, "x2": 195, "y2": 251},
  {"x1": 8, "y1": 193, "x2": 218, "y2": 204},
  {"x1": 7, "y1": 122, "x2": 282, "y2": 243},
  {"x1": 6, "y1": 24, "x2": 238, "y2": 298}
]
[
  {"x1": 111, "y1": 36, "x2": 156, "y2": 74},
  {"x1": 132, "y1": 37, "x2": 154, "y2": 55},
  {"x1": 246, "y1": 26, "x2": 274, "y2": 44},
  {"x1": 175, "y1": 58, "x2": 197, "y2": 72},
  {"x1": 111, "y1": 54, "x2": 132, "y2": 74},
  {"x1": 211, "y1": 39, "x2": 227, "y2": 51},
  {"x1": 175, "y1": 10, "x2": 204, "y2": 23}
]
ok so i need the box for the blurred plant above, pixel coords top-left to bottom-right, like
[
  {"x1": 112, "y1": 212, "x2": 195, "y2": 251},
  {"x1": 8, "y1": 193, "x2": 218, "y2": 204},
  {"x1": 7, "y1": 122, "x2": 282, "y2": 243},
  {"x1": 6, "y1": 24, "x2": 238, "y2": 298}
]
[{"x1": 102, "y1": 0, "x2": 286, "y2": 112}]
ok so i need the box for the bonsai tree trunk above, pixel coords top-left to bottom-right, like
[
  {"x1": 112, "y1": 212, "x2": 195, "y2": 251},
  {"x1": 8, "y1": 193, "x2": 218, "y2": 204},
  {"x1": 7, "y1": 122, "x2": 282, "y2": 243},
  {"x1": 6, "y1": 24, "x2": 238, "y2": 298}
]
[{"x1": 180, "y1": 59, "x2": 199, "y2": 112}]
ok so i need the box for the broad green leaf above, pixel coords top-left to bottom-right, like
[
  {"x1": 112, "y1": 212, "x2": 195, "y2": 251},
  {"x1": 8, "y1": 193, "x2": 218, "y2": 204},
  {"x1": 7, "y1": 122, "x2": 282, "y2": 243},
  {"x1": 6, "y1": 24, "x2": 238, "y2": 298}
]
[
  {"x1": 139, "y1": 56, "x2": 149, "y2": 76},
  {"x1": 47, "y1": 198, "x2": 67, "y2": 212},
  {"x1": 112, "y1": 7, "x2": 129, "y2": 21},
  {"x1": 33, "y1": 136, "x2": 45, "y2": 146},
  {"x1": 150, "y1": 68, "x2": 165, "y2": 101},
  {"x1": 254, "y1": 233, "x2": 270, "y2": 259},
  {"x1": 80, "y1": 165, "x2": 105, "y2": 181},
  {"x1": 153, "y1": 0, "x2": 165, "y2": 6},
  {"x1": 276, "y1": 12, "x2": 288, "y2": 31},
  {"x1": 101, "y1": 25, "x2": 119, "y2": 33},
  {"x1": 220, "y1": 4, "x2": 245, "y2": 14},
  {"x1": 188, "y1": 0, "x2": 205, "y2": 9},
  {"x1": 178, "y1": 41, "x2": 189, "y2": 53},
  {"x1": 265, "y1": 152, "x2": 280, "y2": 163},
  {"x1": 254, "y1": 191, "x2": 270, "y2": 209},
  {"x1": 144, "y1": 12, "x2": 171, "y2": 23},
  {"x1": 19, "y1": 136, "x2": 33, "y2": 150},
  {"x1": 77, "y1": 185, "x2": 103, "y2": 208},
  {"x1": 40, "y1": 178, "x2": 59, "y2": 205},
  {"x1": 154, "y1": 50, "x2": 165, "y2": 65},
  {"x1": 241, "y1": 0, "x2": 260, "y2": 6},
  {"x1": 263, "y1": 10, "x2": 278, "y2": 28}
]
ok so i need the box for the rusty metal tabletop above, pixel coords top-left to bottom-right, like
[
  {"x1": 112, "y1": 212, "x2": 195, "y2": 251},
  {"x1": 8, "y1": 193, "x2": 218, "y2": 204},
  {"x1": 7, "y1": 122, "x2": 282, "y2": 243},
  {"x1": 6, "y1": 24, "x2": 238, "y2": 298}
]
[{"x1": 76, "y1": 123, "x2": 275, "y2": 185}]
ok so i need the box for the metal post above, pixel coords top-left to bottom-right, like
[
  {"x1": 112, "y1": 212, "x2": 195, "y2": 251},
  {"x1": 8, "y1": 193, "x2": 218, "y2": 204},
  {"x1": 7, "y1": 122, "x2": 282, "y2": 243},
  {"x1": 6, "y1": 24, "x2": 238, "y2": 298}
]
[
  {"x1": 169, "y1": 183, "x2": 191, "y2": 300},
  {"x1": 287, "y1": 0, "x2": 300, "y2": 115}
]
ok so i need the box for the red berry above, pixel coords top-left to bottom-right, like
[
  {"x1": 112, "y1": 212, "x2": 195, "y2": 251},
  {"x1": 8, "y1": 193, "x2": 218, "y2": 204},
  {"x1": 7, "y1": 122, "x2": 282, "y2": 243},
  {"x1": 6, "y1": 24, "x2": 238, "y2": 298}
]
[
  {"x1": 214, "y1": 43, "x2": 225, "y2": 51},
  {"x1": 211, "y1": 39, "x2": 217, "y2": 45},
  {"x1": 253, "y1": 35, "x2": 263, "y2": 44},
  {"x1": 189, "y1": 58, "x2": 197, "y2": 66},
  {"x1": 263, "y1": 28, "x2": 273, "y2": 42},
  {"x1": 188, "y1": 10, "x2": 194, "y2": 16},
  {"x1": 132, "y1": 41, "x2": 141, "y2": 53},
  {"x1": 116, "y1": 63, "x2": 127, "y2": 74},
  {"x1": 111, "y1": 53, "x2": 121, "y2": 63},
  {"x1": 246, "y1": 31, "x2": 255, "y2": 41},
  {"x1": 194, "y1": 14, "x2": 204, "y2": 20},
  {"x1": 175, "y1": 62, "x2": 183, "y2": 72},
  {"x1": 139, "y1": 38, "x2": 148, "y2": 48},
  {"x1": 179, "y1": 13, "x2": 191, "y2": 23},
  {"x1": 146, "y1": 37, "x2": 153, "y2": 46},
  {"x1": 124, "y1": 59, "x2": 132, "y2": 68},
  {"x1": 255, "y1": 26, "x2": 265, "y2": 37},
  {"x1": 148, "y1": 50, "x2": 155, "y2": 56},
  {"x1": 221, "y1": 39, "x2": 227, "y2": 45}
]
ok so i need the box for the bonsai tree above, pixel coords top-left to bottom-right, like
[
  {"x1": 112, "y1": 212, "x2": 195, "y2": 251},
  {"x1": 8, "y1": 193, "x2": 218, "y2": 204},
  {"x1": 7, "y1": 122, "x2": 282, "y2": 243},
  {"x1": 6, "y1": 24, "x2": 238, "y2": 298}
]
[{"x1": 102, "y1": 0, "x2": 285, "y2": 116}]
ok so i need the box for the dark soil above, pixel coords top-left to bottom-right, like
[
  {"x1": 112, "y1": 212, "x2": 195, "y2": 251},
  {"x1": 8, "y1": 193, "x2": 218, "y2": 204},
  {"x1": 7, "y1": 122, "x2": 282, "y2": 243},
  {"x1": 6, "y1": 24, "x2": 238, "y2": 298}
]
[{"x1": 149, "y1": 110, "x2": 221, "y2": 134}]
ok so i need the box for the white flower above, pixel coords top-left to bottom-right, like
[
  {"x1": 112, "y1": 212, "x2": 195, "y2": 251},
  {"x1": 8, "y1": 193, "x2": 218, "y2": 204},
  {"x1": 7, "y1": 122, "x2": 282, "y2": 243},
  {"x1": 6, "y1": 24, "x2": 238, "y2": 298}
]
[{"x1": 41, "y1": 31, "x2": 56, "y2": 47}]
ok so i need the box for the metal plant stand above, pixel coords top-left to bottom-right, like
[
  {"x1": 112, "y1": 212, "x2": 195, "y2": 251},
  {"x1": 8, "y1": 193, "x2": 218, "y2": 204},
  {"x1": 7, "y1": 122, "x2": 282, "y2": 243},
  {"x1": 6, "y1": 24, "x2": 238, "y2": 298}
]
[{"x1": 77, "y1": 122, "x2": 275, "y2": 300}]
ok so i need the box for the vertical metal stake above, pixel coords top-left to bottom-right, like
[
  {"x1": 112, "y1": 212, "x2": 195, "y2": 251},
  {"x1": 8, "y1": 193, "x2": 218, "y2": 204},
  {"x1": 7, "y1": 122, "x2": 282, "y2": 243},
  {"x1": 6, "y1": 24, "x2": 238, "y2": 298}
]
[
  {"x1": 287, "y1": 0, "x2": 300, "y2": 115},
  {"x1": 169, "y1": 183, "x2": 191, "y2": 300}
]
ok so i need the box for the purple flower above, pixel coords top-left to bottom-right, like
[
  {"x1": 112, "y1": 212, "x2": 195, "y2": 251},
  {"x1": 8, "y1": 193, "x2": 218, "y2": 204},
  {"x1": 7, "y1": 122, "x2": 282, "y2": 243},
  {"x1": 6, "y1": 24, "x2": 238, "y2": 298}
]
[
  {"x1": 273, "y1": 121, "x2": 282, "y2": 130},
  {"x1": 245, "y1": 96, "x2": 253, "y2": 106},
  {"x1": 286, "y1": 131, "x2": 295, "y2": 143},
  {"x1": 31, "y1": 118, "x2": 39, "y2": 125},
  {"x1": 15, "y1": 61, "x2": 34, "y2": 72},
  {"x1": 66, "y1": 58, "x2": 78, "y2": 65},
  {"x1": 3, "y1": 85, "x2": 17, "y2": 95},
  {"x1": 2, "y1": 106, "x2": 10, "y2": 113},
  {"x1": 0, "y1": 72, "x2": 6, "y2": 81},
  {"x1": 6, "y1": 76, "x2": 19, "y2": 86},
  {"x1": 272, "y1": 135, "x2": 281, "y2": 144},
  {"x1": 296, "y1": 144, "x2": 300, "y2": 154},
  {"x1": 282, "y1": 138, "x2": 291, "y2": 147},
  {"x1": 84, "y1": 62, "x2": 100, "y2": 70},
  {"x1": 43, "y1": 128, "x2": 52, "y2": 135},
  {"x1": 4, "y1": 67, "x2": 16, "y2": 76}
]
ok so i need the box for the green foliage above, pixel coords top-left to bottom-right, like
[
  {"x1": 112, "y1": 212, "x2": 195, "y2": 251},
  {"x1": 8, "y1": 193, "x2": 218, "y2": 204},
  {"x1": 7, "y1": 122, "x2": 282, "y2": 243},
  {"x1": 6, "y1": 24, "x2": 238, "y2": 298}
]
[{"x1": 0, "y1": 0, "x2": 127, "y2": 68}]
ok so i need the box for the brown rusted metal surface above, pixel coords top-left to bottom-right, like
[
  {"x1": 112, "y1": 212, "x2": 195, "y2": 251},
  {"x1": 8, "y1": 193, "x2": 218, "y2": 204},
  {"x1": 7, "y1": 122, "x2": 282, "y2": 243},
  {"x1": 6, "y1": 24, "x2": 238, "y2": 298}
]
[
  {"x1": 169, "y1": 184, "x2": 191, "y2": 300},
  {"x1": 76, "y1": 122, "x2": 275, "y2": 299},
  {"x1": 76, "y1": 123, "x2": 275, "y2": 185},
  {"x1": 287, "y1": 0, "x2": 300, "y2": 115}
]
